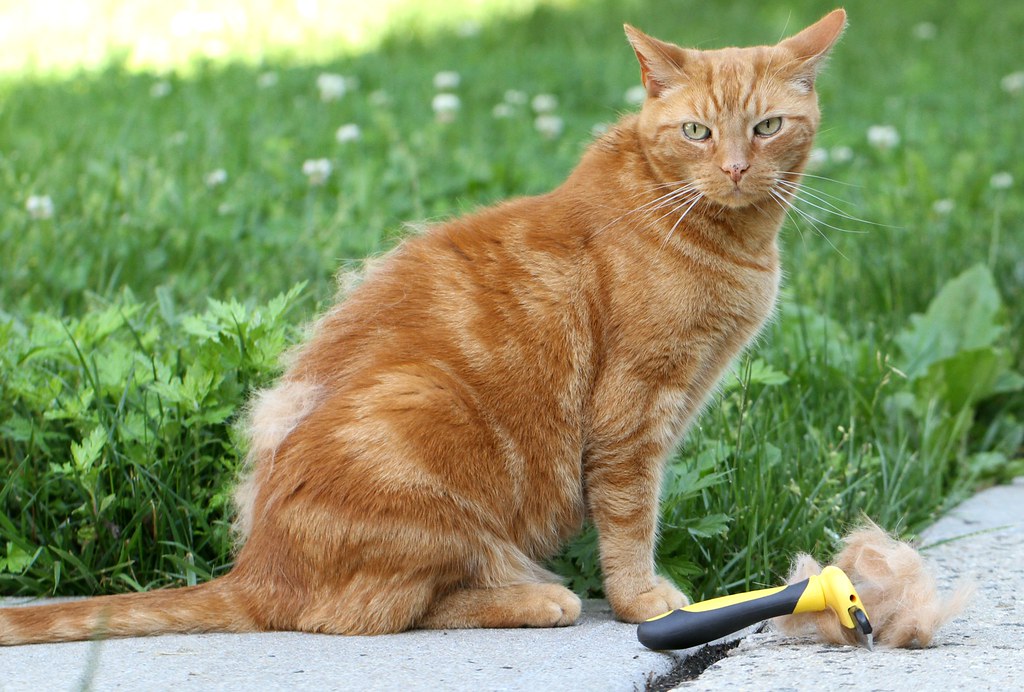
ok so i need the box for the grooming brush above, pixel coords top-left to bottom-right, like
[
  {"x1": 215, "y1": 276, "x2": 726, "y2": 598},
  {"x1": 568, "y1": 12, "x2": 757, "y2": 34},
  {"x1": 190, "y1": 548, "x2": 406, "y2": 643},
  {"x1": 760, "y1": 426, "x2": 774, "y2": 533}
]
[{"x1": 637, "y1": 565, "x2": 873, "y2": 651}]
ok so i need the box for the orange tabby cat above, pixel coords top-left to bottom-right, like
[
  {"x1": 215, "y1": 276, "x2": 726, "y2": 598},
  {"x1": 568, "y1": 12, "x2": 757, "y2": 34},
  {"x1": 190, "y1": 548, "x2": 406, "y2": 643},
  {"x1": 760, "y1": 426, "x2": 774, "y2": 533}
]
[{"x1": 1, "y1": 9, "x2": 846, "y2": 645}]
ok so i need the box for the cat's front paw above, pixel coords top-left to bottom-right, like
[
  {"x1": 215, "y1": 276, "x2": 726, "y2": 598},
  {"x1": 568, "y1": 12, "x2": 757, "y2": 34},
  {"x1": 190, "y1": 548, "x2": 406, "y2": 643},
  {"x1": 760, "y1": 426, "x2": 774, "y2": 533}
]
[{"x1": 610, "y1": 576, "x2": 689, "y2": 623}]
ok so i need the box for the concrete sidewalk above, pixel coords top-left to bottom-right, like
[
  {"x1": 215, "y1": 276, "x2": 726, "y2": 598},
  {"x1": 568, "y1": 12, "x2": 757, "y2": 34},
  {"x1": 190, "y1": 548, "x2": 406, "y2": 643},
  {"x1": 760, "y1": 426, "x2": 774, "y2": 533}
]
[
  {"x1": 0, "y1": 599, "x2": 688, "y2": 691},
  {"x1": 1, "y1": 477, "x2": 1021, "y2": 691}
]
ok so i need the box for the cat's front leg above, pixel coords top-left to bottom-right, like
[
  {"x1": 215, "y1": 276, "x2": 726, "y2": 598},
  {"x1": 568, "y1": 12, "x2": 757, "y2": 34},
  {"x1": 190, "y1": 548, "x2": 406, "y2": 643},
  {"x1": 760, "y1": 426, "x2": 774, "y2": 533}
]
[{"x1": 584, "y1": 412, "x2": 690, "y2": 622}]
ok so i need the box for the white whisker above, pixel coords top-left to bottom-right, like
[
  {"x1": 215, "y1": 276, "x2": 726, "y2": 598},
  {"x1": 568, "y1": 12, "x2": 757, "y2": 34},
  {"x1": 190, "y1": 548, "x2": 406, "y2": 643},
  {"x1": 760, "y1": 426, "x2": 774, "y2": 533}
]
[
  {"x1": 777, "y1": 180, "x2": 896, "y2": 230},
  {"x1": 775, "y1": 178, "x2": 850, "y2": 205},
  {"x1": 595, "y1": 182, "x2": 698, "y2": 234},
  {"x1": 768, "y1": 188, "x2": 808, "y2": 245},
  {"x1": 778, "y1": 194, "x2": 870, "y2": 235},
  {"x1": 775, "y1": 185, "x2": 870, "y2": 233},
  {"x1": 771, "y1": 188, "x2": 849, "y2": 259},
  {"x1": 776, "y1": 170, "x2": 861, "y2": 187},
  {"x1": 662, "y1": 193, "x2": 704, "y2": 247},
  {"x1": 647, "y1": 191, "x2": 701, "y2": 226}
]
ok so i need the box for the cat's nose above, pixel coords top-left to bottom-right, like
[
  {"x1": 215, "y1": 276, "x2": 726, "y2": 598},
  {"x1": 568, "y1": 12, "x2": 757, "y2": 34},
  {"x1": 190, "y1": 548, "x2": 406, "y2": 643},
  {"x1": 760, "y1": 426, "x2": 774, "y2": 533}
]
[{"x1": 722, "y1": 162, "x2": 750, "y2": 183}]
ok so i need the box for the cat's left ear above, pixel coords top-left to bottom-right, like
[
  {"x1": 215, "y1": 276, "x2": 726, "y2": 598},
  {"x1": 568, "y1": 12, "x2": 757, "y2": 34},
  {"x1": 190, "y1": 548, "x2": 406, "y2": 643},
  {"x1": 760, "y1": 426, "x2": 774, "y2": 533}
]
[
  {"x1": 624, "y1": 25, "x2": 690, "y2": 98},
  {"x1": 777, "y1": 8, "x2": 847, "y2": 92}
]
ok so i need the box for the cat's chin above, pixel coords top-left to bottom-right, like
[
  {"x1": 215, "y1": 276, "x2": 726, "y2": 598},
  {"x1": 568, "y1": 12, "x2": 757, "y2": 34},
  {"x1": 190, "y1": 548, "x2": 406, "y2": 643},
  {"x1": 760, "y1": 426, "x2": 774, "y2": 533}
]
[{"x1": 707, "y1": 187, "x2": 765, "y2": 210}]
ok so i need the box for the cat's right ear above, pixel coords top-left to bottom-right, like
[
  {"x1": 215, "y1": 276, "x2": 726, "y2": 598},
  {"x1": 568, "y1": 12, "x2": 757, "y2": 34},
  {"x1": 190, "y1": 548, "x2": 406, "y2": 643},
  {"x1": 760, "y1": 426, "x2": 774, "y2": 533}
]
[{"x1": 624, "y1": 25, "x2": 688, "y2": 99}]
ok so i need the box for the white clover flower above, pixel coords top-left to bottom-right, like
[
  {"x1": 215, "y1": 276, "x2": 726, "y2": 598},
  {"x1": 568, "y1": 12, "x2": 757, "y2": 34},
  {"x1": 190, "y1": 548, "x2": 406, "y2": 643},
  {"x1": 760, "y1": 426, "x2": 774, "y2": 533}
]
[
  {"x1": 492, "y1": 103, "x2": 515, "y2": 119},
  {"x1": 830, "y1": 145, "x2": 854, "y2": 163},
  {"x1": 534, "y1": 114, "x2": 564, "y2": 139},
  {"x1": 302, "y1": 158, "x2": 333, "y2": 186},
  {"x1": 317, "y1": 73, "x2": 347, "y2": 101},
  {"x1": 807, "y1": 147, "x2": 829, "y2": 170},
  {"x1": 257, "y1": 71, "x2": 279, "y2": 89},
  {"x1": 504, "y1": 89, "x2": 528, "y2": 105},
  {"x1": 335, "y1": 123, "x2": 361, "y2": 143},
  {"x1": 150, "y1": 80, "x2": 172, "y2": 98},
  {"x1": 457, "y1": 20, "x2": 482, "y2": 38},
  {"x1": 912, "y1": 22, "x2": 937, "y2": 40},
  {"x1": 295, "y1": 0, "x2": 318, "y2": 19},
  {"x1": 932, "y1": 199, "x2": 955, "y2": 215},
  {"x1": 203, "y1": 40, "x2": 228, "y2": 59},
  {"x1": 369, "y1": 89, "x2": 390, "y2": 107},
  {"x1": 170, "y1": 9, "x2": 223, "y2": 35},
  {"x1": 432, "y1": 93, "x2": 461, "y2": 123},
  {"x1": 867, "y1": 124, "x2": 900, "y2": 150},
  {"x1": 26, "y1": 194, "x2": 54, "y2": 220},
  {"x1": 204, "y1": 169, "x2": 228, "y2": 187},
  {"x1": 1001, "y1": 71, "x2": 1024, "y2": 95},
  {"x1": 624, "y1": 85, "x2": 647, "y2": 106},
  {"x1": 990, "y1": 172, "x2": 1014, "y2": 190},
  {"x1": 433, "y1": 71, "x2": 461, "y2": 90},
  {"x1": 531, "y1": 93, "x2": 558, "y2": 113}
]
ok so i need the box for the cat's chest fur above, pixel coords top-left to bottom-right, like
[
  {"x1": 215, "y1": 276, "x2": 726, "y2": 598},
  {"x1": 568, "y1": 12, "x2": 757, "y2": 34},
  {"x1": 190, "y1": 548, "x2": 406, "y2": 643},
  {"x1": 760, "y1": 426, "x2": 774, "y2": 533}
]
[
  {"x1": 598, "y1": 221, "x2": 780, "y2": 380},
  {"x1": 581, "y1": 220, "x2": 782, "y2": 454}
]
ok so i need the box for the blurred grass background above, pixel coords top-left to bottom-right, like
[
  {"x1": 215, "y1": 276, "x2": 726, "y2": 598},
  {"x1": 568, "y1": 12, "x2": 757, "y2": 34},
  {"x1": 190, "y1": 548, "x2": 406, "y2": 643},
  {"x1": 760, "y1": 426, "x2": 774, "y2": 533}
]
[{"x1": 1, "y1": 0, "x2": 1022, "y2": 598}]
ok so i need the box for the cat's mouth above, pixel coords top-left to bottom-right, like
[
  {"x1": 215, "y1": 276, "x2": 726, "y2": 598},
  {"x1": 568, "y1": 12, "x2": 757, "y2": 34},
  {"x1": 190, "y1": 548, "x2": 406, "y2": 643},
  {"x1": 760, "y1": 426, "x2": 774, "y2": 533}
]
[{"x1": 708, "y1": 181, "x2": 767, "y2": 209}]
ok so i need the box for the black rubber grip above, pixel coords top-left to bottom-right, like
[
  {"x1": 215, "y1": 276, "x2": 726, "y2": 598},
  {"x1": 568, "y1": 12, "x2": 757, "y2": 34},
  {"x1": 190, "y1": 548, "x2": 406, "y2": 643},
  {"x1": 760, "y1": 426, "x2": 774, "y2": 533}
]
[{"x1": 637, "y1": 579, "x2": 809, "y2": 650}]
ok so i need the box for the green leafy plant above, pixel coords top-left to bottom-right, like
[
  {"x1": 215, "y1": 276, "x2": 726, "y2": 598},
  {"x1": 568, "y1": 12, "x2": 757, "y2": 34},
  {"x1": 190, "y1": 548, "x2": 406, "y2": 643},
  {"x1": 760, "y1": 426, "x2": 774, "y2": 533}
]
[
  {"x1": 891, "y1": 264, "x2": 1024, "y2": 485},
  {"x1": 0, "y1": 286, "x2": 304, "y2": 594}
]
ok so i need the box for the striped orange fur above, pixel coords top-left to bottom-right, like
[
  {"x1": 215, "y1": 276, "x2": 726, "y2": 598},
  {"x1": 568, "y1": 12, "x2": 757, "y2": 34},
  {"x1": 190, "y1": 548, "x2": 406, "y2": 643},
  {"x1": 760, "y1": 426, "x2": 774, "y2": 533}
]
[{"x1": 1, "y1": 9, "x2": 846, "y2": 645}]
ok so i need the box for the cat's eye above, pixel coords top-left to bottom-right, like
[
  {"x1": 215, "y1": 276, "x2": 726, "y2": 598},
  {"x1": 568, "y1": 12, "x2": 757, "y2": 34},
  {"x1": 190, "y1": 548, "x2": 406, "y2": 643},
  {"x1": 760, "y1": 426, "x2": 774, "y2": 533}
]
[
  {"x1": 754, "y1": 117, "x2": 783, "y2": 137},
  {"x1": 682, "y1": 122, "x2": 711, "y2": 141}
]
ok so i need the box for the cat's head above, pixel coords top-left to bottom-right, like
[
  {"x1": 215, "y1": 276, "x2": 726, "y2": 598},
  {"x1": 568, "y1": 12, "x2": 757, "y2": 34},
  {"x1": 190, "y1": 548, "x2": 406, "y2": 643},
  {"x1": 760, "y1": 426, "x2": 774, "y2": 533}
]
[{"x1": 625, "y1": 10, "x2": 846, "y2": 209}]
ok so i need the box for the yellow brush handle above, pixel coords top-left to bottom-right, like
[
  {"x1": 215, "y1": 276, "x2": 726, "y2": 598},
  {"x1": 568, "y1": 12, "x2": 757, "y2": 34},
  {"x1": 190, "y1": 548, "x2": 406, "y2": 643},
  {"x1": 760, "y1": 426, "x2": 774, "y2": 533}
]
[
  {"x1": 637, "y1": 565, "x2": 868, "y2": 650},
  {"x1": 674, "y1": 583, "x2": 794, "y2": 613}
]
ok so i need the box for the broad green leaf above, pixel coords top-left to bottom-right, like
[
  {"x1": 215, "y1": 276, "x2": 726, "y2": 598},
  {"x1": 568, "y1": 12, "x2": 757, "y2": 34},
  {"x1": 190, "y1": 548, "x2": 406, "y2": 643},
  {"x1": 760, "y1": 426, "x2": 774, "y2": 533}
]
[
  {"x1": 895, "y1": 264, "x2": 1006, "y2": 380},
  {"x1": 916, "y1": 347, "x2": 1023, "y2": 411},
  {"x1": 686, "y1": 513, "x2": 731, "y2": 539},
  {"x1": 1, "y1": 542, "x2": 33, "y2": 574},
  {"x1": 265, "y1": 282, "x2": 307, "y2": 322},
  {"x1": 99, "y1": 493, "x2": 117, "y2": 513},
  {"x1": 71, "y1": 426, "x2": 106, "y2": 472},
  {"x1": 967, "y1": 452, "x2": 1007, "y2": 477},
  {"x1": 148, "y1": 380, "x2": 186, "y2": 404},
  {"x1": 155, "y1": 285, "x2": 178, "y2": 326},
  {"x1": 726, "y1": 358, "x2": 790, "y2": 391},
  {"x1": 181, "y1": 314, "x2": 220, "y2": 339},
  {"x1": 181, "y1": 363, "x2": 219, "y2": 406},
  {"x1": 1, "y1": 416, "x2": 37, "y2": 442}
]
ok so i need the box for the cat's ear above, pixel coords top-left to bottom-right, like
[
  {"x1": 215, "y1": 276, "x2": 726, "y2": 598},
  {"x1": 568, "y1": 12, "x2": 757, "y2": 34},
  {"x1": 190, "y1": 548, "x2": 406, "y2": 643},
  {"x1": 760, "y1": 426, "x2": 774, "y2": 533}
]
[
  {"x1": 777, "y1": 9, "x2": 847, "y2": 92},
  {"x1": 624, "y1": 25, "x2": 689, "y2": 99}
]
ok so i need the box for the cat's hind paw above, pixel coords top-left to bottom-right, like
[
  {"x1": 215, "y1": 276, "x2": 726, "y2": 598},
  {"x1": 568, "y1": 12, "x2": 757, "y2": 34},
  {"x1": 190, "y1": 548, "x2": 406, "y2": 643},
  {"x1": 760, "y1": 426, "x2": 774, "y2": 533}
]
[{"x1": 419, "y1": 582, "x2": 582, "y2": 629}]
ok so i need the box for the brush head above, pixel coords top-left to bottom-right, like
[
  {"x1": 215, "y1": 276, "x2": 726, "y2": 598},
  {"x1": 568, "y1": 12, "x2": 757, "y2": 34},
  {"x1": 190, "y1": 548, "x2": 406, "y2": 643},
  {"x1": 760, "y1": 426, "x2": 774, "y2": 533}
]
[
  {"x1": 818, "y1": 566, "x2": 874, "y2": 650},
  {"x1": 852, "y1": 607, "x2": 874, "y2": 650}
]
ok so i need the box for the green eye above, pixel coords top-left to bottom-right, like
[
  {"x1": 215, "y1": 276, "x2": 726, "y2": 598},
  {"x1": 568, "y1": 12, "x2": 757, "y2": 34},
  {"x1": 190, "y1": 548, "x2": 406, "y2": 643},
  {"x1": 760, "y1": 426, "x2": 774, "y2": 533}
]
[
  {"x1": 682, "y1": 122, "x2": 711, "y2": 141},
  {"x1": 754, "y1": 117, "x2": 783, "y2": 137}
]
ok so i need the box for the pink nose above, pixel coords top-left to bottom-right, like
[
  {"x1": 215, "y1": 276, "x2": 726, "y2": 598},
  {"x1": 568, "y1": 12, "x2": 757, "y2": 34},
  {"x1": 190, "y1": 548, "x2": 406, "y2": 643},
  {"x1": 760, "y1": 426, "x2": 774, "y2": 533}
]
[{"x1": 722, "y1": 163, "x2": 750, "y2": 183}]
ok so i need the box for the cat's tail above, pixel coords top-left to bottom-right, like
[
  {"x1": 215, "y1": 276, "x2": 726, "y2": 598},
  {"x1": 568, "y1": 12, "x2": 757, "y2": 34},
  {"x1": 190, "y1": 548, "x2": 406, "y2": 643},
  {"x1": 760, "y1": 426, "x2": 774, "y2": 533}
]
[{"x1": 0, "y1": 575, "x2": 256, "y2": 646}]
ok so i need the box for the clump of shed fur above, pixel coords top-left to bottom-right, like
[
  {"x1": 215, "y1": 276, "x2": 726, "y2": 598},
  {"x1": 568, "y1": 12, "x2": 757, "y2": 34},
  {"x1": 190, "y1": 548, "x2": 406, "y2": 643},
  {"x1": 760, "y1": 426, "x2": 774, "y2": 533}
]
[{"x1": 773, "y1": 522, "x2": 974, "y2": 648}]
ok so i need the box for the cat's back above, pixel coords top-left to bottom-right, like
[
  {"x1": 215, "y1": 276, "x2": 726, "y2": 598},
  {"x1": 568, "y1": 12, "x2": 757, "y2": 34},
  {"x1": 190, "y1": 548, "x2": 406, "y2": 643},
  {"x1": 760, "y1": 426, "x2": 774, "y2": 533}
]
[{"x1": 288, "y1": 192, "x2": 599, "y2": 393}]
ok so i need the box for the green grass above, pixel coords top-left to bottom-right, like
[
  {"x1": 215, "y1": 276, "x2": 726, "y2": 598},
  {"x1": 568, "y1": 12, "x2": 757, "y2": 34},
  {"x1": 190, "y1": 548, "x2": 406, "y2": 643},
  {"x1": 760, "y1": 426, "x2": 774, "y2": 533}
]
[{"x1": 1, "y1": 0, "x2": 1022, "y2": 600}]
